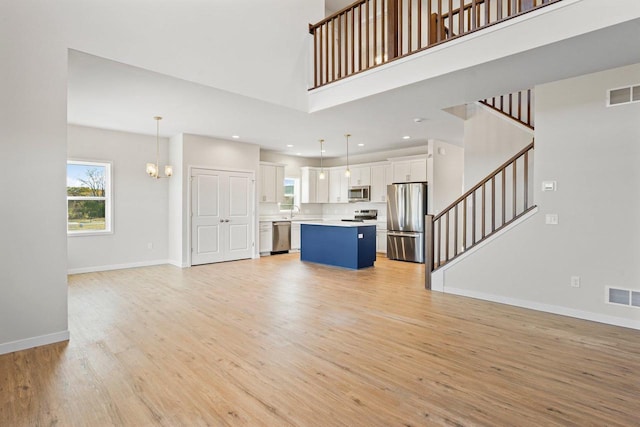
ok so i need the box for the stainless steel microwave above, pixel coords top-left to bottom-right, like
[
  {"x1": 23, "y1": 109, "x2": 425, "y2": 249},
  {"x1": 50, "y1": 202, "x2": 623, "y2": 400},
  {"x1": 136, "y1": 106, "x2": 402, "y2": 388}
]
[{"x1": 348, "y1": 185, "x2": 370, "y2": 202}]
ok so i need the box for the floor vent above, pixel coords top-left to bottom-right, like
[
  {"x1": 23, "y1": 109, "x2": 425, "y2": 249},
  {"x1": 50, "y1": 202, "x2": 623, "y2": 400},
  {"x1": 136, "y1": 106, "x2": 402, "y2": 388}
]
[
  {"x1": 607, "y1": 85, "x2": 640, "y2": 106},
  {"x1": 607, "y1": 287, "x2": 640, "y2": 308}
]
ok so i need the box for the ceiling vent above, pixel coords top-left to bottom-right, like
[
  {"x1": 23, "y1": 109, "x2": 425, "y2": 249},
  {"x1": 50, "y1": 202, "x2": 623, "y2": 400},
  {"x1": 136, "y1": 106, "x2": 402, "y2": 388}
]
[
  {"x1": 607, "y1": 287, "x2": 640, "y2": 308},
  {"x1": 607, "y1": 85, "x2": 640, "y2": 106}
]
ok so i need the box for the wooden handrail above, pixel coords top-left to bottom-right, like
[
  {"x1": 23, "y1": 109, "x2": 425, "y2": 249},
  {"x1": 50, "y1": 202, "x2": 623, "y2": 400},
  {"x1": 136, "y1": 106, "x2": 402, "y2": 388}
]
[
  {"x1": 430, "y1": 140, "x2": 535, "y2": 270},
  {"x1": 434, "y1": 141, "x2": 534, "y2": 222}
]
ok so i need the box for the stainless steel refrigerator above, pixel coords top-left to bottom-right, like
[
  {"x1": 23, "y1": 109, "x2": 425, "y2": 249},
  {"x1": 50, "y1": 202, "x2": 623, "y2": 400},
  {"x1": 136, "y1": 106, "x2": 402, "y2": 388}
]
[{"x1": 387, "y1": 182, "x2": 427, "y2": 263}]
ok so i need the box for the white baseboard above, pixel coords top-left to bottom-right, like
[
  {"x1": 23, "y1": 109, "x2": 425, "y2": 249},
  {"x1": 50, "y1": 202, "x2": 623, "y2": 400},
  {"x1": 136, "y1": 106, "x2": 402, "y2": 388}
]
[
  {"x1": 444, "y1": 287, "x2": 640, "y2": 331},
  {"x1": 0, "y1": 330, "x2": 70, "y2": 356},
  {"x1": 67, "y1": 259, "x2": 171, "y2": 275},
  {"x1": 167, "y1": 259, "x2": 189, "y2": 268}
]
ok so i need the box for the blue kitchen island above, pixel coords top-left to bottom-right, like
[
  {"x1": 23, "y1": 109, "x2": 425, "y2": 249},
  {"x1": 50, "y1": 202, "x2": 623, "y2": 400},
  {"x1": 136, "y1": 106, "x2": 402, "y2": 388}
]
[{"x1": 300, "y1": 222, "x2": 376, "y2": 269}]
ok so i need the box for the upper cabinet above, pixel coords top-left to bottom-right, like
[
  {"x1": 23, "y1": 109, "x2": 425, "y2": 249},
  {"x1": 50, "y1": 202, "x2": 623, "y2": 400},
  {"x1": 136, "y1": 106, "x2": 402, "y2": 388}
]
[
  {"x1": 301, "y1": 167, "x2": 329, "y2": 204},
  {"x1": 349, "y1": 165, "x2": 371, "y2": 186},
  {"x1": 259, "y1": 162, "x2": 284, "y2": 203},
  {"x1": 370, "y1": 163, "x2": 392, "y2": 203},
  {"x1": 329, "y1": 166, "x2": 349, "y2": 203},
  {"x1": 391, "y1": 155, "x2": 427, "y2": 183}
]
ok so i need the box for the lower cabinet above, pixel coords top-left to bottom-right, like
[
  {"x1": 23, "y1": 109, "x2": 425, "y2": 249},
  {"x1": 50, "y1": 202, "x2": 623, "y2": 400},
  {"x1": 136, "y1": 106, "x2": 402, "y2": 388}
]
[
  {"x1": 376, "y1": 229, "x2": 387, "y2": 254},
  {"x1": 291, "y1": 222, "x2": 301, "y2": 251},
  {"x1": 259, "y1": 221, "x2": 272, "y2": 255}
]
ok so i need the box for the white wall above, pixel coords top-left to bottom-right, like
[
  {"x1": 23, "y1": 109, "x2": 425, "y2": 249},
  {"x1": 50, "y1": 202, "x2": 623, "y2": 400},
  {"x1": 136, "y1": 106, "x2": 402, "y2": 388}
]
[
  {"x1": 260, "y1": 151, "x2": 318, "y2": 179},
  {"x1": 175, "y1": 134, "x2": 261, "y2": 265},
  {"x1": 463, "y1": 104, "x2": 533, "y2": 190},
  {"x1": 67, "y1": 126, "x2": 169, "y2": 272},
  {"x1": 431, "y1": 141, "x2": 464, "y2": 214},
  {"x1": 323, "y1": 145, "x2": 429, "y2": 167},
  {"x1": 168, "y1": 134, "x2": 184, "y2": 267},
  {"x1": 64, "y1": 1, "x2": 323, "y2": 111},
  {"x1": 0, "y1": 1, "x2": 69, "y2": 354},
  {"x1": 441, "y1": 63, "x2": 640, "y2": 329}
]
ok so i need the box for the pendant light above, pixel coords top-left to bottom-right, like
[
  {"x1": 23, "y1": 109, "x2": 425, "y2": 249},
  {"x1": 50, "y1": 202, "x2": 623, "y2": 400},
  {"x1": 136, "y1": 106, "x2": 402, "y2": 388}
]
[
  {"x1": 146, "y1": 116, "x2": 173, "y2": 179},
  {"x1": 318, "y1": 139, "x2": 326, "y2": 180},
  {"x1": 344, "y1": 133, "x2": 351, "y2": 178}
]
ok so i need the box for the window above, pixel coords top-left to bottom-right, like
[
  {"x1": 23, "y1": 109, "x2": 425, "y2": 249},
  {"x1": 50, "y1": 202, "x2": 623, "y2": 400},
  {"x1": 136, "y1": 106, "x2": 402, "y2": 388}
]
[
  {"x1": 280, "y1": 177, "x2": 299, "y2": 211},
  {"x1": 67, "y1": 160, "x2": 112, "y2": 235}
]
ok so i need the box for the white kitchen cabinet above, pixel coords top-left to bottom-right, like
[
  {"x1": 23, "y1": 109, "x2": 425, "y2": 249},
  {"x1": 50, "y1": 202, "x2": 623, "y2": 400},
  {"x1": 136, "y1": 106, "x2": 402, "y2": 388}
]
[
  {"x1": 259, "y1": 221, "x2": 273, "y2": 255},
  {"x1": 291, "y1": 222, "x2": 301, "y2": 251},
  {"x1": 317, "y1": 171, "x2": 329, "y2": 203},
  {"x1": 300, "y1": 167, "x2": 317, "y2": 204},
  {"x1": 349, "y1": 165, "x2": 371, "y2": 186},
  {"x1": 391, "y1": 156, "x2": 427, "y2": 183},
  {"x1": 300, "y1": 167, "x2": 329, "y2": 203},
  {"x1": 376, "y1": 230, "x2": 387, "y2": 254},
  {"x1": 329, "y1": 167, "x2": 349, "y2": 203},
  {"x1": 376, "y1": 221, "x2": 387, "y2": 254},
  {"x1": 370, "y1": 163, "x2": 391, "y2": 203},
  {"x1": 259, "y1": 163, "x2": 285, "y2": 203}
]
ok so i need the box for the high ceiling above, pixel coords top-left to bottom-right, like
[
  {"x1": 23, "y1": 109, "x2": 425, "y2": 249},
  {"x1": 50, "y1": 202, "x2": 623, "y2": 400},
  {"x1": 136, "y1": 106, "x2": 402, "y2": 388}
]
[
  {"x1": 67, "y1": 50, "x2": 465, "y2": 159},
  {"x1": 66, "y1": 2, "x2": 640, "y2": 160}
]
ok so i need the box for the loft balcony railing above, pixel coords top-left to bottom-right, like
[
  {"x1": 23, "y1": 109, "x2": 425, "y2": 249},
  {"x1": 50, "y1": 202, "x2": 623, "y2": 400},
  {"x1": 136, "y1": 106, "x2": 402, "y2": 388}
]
[
  {"x1": 309, "y1": 0, "x2": 560, "y2": 89},
  {"x1": 481, "y1": 89, "x2": 535, "y2": 129}
]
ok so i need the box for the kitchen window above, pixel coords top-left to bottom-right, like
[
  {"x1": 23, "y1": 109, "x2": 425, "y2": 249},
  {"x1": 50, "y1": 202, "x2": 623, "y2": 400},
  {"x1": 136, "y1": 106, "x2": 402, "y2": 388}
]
[
  {"x1": 67, "y1": 160, "x2": 112, "y2": 235},
  {"x1": 280, "y1": 177, "x2": 299, "y2": 211}
]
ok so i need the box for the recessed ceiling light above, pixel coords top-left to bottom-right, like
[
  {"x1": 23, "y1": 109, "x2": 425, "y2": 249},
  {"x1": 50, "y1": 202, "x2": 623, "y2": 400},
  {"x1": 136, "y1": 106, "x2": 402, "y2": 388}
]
[
  {"x1": 358, "y1": 143, "x2": 364, "y2": 147},
  {"x1": 402, "y1": 136, "x2": 411, "y2": 140},
  {"x1": 232, "y1": 135, "x2": 240, "y2": 139},
  {"x1": 287, "y1": 144, "x2": 294, "y2": 148}
]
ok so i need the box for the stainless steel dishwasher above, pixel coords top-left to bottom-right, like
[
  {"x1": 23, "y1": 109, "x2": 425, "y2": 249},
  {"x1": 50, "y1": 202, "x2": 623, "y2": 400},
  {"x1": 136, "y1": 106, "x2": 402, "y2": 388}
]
[{"x1": 271, "y1": 221, "x2": 291, "y2": 254}]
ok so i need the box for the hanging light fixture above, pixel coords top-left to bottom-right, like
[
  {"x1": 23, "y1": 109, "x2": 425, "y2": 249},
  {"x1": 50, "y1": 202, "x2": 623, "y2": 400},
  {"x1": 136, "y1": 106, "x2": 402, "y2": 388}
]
[
  {"x1": 318, "y1": 139, "x2": 326, "y2": 180},
  {"x1": 344, "y1": 133, "x2": 351, "y2": 178},
  {"x1": 146, "y1": 116, "x2": 173, "y2": 179}
]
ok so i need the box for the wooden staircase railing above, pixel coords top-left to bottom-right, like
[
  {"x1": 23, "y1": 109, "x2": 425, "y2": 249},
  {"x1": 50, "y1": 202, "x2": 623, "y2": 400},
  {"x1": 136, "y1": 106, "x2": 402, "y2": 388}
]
[
  {"x1": 309, "y1": 0, "x2": 561, "y2": 89},
  {"x1": 480, "y1": 89, "x2": 535, "y2": 129},
  {"x1": 425, "y1": 140, "x2": 535, "y2": 289}
]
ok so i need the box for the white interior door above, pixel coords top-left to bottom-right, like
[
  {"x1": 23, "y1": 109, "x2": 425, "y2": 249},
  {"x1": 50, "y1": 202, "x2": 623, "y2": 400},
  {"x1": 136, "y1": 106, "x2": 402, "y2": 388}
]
[
  {"x1": 192, "y1": 170, "x2": 224, "y2": 265},
  {"x1": 225, "y1": 172, "x2": 253, "y2": 261},
  {"x1": 191, "y1": 168, "x2": 254, "y2": 266}
]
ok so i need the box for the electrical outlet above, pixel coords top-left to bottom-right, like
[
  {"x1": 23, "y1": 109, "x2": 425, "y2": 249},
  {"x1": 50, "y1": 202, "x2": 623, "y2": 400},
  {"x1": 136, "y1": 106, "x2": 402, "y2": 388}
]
[
  {"x1": 570, "y1": 276, "x2": 580, "y2": 288},
  {"x1": 545, "y1": 214, "x2": 559, "y2": 225},
  {"x1": 147, "y1": 242, "x2": 153, "y2": 250}
]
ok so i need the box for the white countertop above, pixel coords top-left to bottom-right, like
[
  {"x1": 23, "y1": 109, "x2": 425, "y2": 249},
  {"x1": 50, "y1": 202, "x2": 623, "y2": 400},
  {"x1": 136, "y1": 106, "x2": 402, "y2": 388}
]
[
  {"x1": 259, "y1": 217, "x2": 323, "y2": 223},
  {"x1": 299, "y1": 220, "x2": 376, "y2": 228}
]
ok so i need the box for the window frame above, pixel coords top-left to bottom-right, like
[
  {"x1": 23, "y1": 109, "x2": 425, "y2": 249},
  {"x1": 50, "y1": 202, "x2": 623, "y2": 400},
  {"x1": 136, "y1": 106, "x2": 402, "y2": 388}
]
[
  {"x1": 66, "y1": 159, "x2": 113, "y2": 236},
  {"x1": 279, "y1": 177, "x2": 299, "y2": 212}
]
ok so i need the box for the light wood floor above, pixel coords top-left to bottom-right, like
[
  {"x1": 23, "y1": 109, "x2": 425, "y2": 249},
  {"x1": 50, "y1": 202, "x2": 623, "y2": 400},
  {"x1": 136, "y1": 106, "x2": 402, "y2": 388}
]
[{"x1": 1, "y1": 254, "x2": 639, "y2": 426}]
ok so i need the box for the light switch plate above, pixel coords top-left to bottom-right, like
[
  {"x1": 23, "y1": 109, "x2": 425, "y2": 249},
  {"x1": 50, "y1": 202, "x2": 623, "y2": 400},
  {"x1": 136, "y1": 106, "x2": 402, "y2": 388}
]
[
  {"x1": 542, "y1": 181, "x2": 557, "y2": 191},
  {"x1": 545, "y1": 214, "x2": 559, "y2": 225}
]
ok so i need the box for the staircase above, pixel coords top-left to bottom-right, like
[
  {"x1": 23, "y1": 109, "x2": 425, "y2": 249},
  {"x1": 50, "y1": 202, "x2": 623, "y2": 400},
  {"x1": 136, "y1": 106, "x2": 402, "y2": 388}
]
[{"x1": 426, "y1": 89, "x2": 536, "y2": 289}]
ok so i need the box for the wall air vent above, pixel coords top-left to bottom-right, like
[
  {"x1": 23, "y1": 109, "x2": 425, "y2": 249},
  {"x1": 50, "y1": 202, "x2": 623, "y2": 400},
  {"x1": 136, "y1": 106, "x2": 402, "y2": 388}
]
[
  {"x1": 607, "y1": 287, "x2": 640, "y2": 308},
  {"x1": 607, "y1": 85, "x2": 640, "y2": 106}
]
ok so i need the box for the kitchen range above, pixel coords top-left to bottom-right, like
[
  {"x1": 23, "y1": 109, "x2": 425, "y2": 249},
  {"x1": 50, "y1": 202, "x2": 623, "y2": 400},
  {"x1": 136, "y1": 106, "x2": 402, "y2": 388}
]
[{"x1": 341, "y1": 209, "x2": 378, "y2": 223}]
